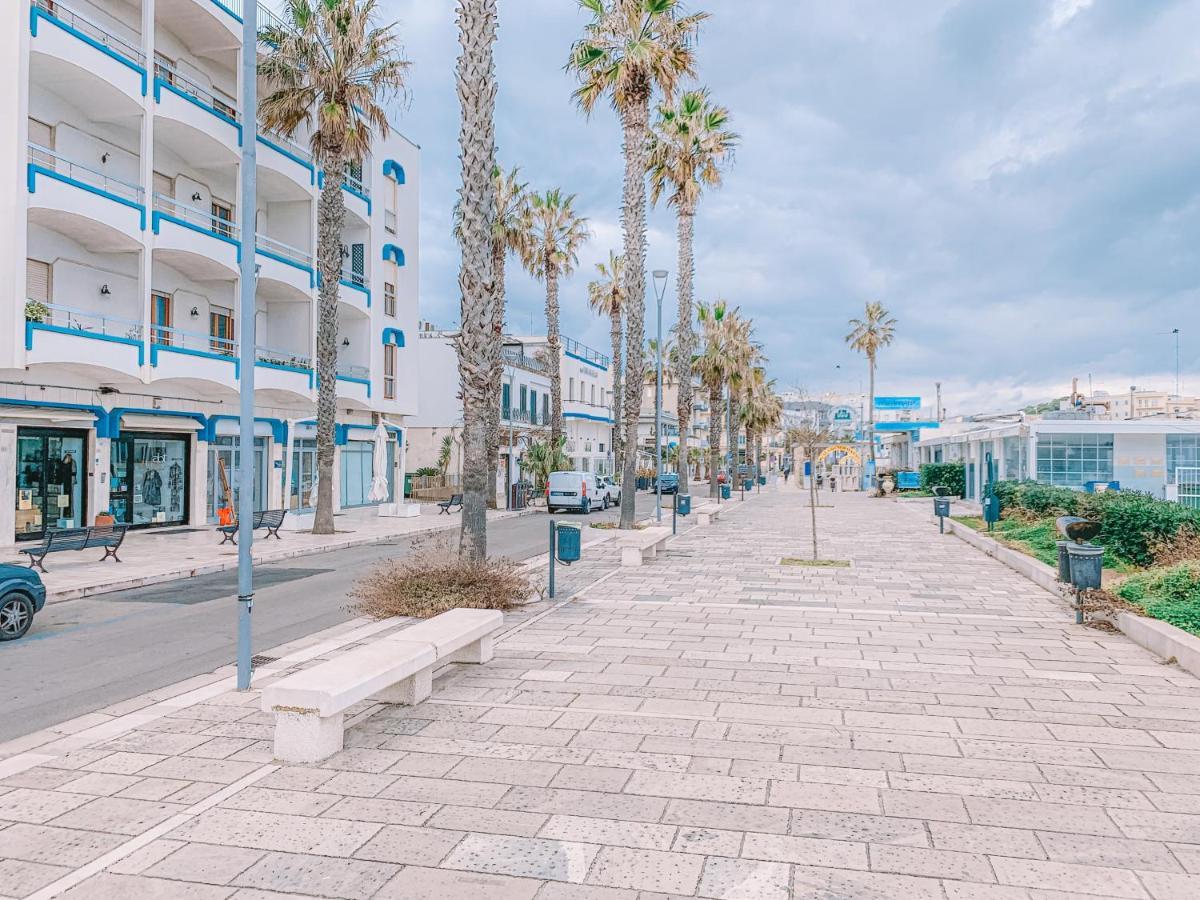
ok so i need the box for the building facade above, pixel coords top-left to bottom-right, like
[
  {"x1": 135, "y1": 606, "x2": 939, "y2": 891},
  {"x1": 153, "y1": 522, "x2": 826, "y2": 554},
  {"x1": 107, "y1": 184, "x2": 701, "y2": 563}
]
[{"x1": 1, "y1": 0, "x2": 420, "y2": 547}]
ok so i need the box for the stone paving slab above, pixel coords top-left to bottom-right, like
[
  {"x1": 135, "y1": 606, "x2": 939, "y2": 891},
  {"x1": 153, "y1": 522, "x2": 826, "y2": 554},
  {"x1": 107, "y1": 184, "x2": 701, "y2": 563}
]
[{"x1": 5, "y1": 489, "x2": 1200, "y2": 898}]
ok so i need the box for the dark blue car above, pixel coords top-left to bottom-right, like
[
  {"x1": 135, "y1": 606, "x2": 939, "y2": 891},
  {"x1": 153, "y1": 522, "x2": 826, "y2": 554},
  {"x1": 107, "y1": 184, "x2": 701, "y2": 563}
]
[
  {"x1": 655, "y1": 473, "x2": 679, "y2": 494},
  {"x1": 0, "y1": 564, "x2": 47, "y2": 641}
]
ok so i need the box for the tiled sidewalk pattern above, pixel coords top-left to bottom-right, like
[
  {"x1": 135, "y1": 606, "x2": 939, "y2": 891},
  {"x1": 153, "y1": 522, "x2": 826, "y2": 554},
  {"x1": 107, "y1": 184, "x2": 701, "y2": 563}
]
[{"x1": 4, "y1": 490, "x2": 1200, "y2": 898}]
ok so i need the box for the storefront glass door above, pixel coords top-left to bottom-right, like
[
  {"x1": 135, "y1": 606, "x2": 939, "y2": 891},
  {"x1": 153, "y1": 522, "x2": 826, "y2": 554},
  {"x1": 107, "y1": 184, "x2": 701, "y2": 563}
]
[
  {"x1": 206, "y1": 436, "x2": 266, "y2": 523},
  {"x1": 14, "y1": 429, "x2": 87, "y2": 540},
  {"x1": 109, "y1": 433, "x2": 189, "y2": 528},
  {"x1": 289, "y1": 439, "x2": 317, "y2": 510}
]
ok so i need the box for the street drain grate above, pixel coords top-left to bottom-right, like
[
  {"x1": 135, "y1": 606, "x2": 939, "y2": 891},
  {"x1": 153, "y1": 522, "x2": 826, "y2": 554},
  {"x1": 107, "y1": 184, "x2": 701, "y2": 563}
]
[
  {"x1": 251, "y1": 655, "x2": 279, "y2": 667},
  {"x1": 780, "y1": 558, "x2": 851, "y2": 568}
]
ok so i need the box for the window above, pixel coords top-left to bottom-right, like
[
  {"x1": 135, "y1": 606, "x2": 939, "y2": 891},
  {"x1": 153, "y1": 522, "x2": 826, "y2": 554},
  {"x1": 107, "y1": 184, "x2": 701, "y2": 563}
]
[
  {"x1": 209, "y1": 307, "x2": 235, "y2": 355},
  {"x1": 211, "y1": 200, "x2": 234, "y2": 238},
  {"x1": 151, "y1": 292, "x2": 172, "y2": 345},
  {"x1": 1002, "y1": 436, "x2": 1026, "y2": 481},
  {"x1": 1036, "y1": 432, "x2": 1113, "y2": 488},
  {"x1": 543, "y1": 395, "x2": 549, "y2": 425},
  {"x1": 153, "y1": 171, "x2": 173, "y2": 198},
  {"x1": 384, "y1": 209, "x2": 397, "y2": 234},
  {"x1": 591, "y1": 384, "x2": 596, "y2": 406},
  {"x1": 529, "y1": 390, "x2": 538, "y2": 424},
  {"x1": 568, "y1": 378, "x2": 574, "y2": 402},
  {"x1": 501, "y1": 383, "x2": 511, "y2": 418},
  {"x1": 28, "y1": 118, "x2": 53, "y2": 155},
  {"x1": 383, "y1": 343, "x2": 397, "y2": 399},
  {"x1": 384, "y1": 282, "x2": 396, "y2": 317},
  {"x1": 26, "y1": 258, "x2": 51, "y2": 304},
  {"x1": 520, "y1": 385, "x2": 528, "y2": 415},
  {"x1": 1168, "y1": 435, "x2": 1200, "y2": 484}
]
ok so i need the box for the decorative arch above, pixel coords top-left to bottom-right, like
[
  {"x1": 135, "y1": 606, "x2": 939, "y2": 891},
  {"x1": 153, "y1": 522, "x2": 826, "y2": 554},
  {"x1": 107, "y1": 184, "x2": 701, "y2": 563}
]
[
  {"x1": 382, "y1": 328, "x2": 405, "y2": 347},
  {"x1": 816, "y1": 444, "x2": 862, "y2": 465},
  {"x1": 382, "y1": 244, "x2": 405, "y2": 265},
  {"x1": 382, "y1": 159, "x2": 406, "y2": 183}
]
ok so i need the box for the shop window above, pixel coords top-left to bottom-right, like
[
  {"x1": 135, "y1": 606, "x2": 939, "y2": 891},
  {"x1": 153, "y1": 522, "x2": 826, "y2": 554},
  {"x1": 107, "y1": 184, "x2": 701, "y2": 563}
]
[
  {"x1": 109, "y1": 433, "x2": 188, "y2": 527},
  {"x1": 15, "y1": 429, "x2": 86, "y2": 540},
  {"x1": 1035, "y1": 433, "x2": 1113, "y2": 488}
]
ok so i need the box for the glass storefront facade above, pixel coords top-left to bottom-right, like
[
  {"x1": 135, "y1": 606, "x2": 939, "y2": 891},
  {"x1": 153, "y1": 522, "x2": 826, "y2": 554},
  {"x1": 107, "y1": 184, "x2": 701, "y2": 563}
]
[
  {"x1": 109, "y1": 433, "x2": 189, "y2": 527},
  {"x1": 339, "y1": 438, "x2": 394, "y2": 507},
  {"x1": 290, "y1": 439, "x2": 318, "y2": 510},
  {"x1": 15, "y1": 428, "x2": 87, "y2": 540},
  {"x1": 1002, "y1": 436, "x2": 1027, "y2": 481},
  {"x1": 1035, "y1": 432, "x2": 1114, "y2": 488},
  {"x1": 206, "y1": 436, "x2": 267, "y2": 523},
  {"x1": 1167, "y1": 434, "x2": 1200, "y2": 484}
]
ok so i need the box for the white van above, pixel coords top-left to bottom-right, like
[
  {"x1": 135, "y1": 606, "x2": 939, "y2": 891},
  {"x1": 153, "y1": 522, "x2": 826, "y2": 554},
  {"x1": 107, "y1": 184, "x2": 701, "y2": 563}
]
[{"x1": 547, "y1": 470, "x2": 605, "y2": 514}]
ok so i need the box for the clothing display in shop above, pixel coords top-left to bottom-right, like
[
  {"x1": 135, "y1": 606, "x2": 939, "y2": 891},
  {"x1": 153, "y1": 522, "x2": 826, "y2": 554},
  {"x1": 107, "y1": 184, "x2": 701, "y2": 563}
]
[
  {"x1": 169, "y1": 461, "x2": 182, "y2": 513},
  {"x1": 142, "y1": 469, "x2": 163, "y2": 507}
]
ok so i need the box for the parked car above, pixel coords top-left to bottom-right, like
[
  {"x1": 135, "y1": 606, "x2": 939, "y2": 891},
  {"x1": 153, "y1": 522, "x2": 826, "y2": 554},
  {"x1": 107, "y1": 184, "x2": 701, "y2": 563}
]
[
  {"x1": 547, "y1": 471, "x2": 606, "y2": 513},
  {"x1": 0, "y1": 563, "x2": 47, "y2": 641},
  {"x1": 655, "y1": 473, "x2": 679, "y2": 494},
  {"x1": 598, "y1": 476, "x2": 622, "y2": 507}
]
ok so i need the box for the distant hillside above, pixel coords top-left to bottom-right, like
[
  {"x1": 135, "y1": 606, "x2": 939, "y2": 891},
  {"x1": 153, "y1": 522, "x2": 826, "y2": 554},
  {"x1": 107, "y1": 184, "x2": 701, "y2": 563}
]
[{"x1": 1023, "y1": 397, "x2": 1067, "y2": 415}]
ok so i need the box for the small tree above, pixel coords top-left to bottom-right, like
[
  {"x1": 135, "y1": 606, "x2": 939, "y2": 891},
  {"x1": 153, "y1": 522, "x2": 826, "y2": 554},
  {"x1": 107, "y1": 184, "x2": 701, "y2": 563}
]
[{"x1": 792, "y1": 423, "x2": 833, "y2": 560}]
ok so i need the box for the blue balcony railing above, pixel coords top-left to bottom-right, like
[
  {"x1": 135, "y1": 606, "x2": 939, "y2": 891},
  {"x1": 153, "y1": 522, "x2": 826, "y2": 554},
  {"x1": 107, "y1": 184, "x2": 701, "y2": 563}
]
[{"x1": 563, "y1": 336, "x2": 609, "y2": 368}]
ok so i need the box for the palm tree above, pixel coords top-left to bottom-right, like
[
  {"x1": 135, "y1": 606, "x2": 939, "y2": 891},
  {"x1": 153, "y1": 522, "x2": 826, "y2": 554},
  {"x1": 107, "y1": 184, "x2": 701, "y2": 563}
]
[
  {"x1": 694, "y1": 300, "x2": 737, "y2": 498},
  {"x1": 722, "y1": 313, "x2": 757, "y2": 477},
  {"x1": 451, "y1": 0, "x2": 498, "y2": 559},
  {"x1": 587, "y1": 252, "x2": 626, "y2": 475},
  {"x1": 569, "y1": 0, "x2": 706, "y2": 528},
  {"x1": 521, "y1": 189, "x2": 589, "y2": 448},
  {"x1": 648, "y1": 87, "x2": 737, "y2": 497},
  {"x1": 259, "y1": 0, "x2": 409, "y2": 535},
  {"x1": 845, "y1": 301, "x2": 898, "y2": 487}
]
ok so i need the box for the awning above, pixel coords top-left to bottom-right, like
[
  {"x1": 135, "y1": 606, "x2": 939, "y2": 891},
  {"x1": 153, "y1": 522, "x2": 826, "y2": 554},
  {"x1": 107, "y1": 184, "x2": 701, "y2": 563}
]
[
  {"x1": 120, "y1": 414, "x2": 205, "y2": 432},
  {"x1": 0, "y1": 409, "x2": 98, "y2": 427},
  {"x1": 213, "y1": 419, "x2": 276, "y2": 438}
]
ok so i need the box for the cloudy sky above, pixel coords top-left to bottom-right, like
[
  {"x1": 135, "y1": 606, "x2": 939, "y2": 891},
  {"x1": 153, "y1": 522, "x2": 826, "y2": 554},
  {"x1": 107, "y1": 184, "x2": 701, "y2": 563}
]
[{"x1": 377, "y1": 0, "x2": 1200, "y2": 417}]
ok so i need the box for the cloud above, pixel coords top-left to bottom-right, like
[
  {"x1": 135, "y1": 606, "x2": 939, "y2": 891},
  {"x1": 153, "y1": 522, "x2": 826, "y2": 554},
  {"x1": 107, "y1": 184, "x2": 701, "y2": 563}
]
[{"x1": 381, "y1": 0, "x2": 1200, "y2": 417}]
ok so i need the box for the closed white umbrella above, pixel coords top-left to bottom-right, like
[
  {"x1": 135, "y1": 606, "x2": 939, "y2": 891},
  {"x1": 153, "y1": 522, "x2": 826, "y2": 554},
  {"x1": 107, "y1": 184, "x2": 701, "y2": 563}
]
[{"x1": 367, "y1": 423, "x2": 391, "y2": 502}]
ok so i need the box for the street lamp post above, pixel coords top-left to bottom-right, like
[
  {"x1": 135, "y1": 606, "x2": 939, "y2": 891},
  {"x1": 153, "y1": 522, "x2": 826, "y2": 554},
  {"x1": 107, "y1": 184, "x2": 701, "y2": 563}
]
[
  {"x1": 652, "y1": 270, "x2": 668, "y2": 523},
  {"x1": 235, "y1": 1, "x2": 258, "y2": 691}
]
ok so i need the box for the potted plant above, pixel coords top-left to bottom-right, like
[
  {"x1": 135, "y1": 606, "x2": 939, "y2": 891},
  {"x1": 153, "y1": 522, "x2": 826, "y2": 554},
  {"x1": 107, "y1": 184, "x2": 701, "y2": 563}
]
[
  {"x1": 95, "y1": 510, "x2": 116, "y2": 526},
  {"x1": 24, "y1": 300, "x2": 49, "y2": 323}
]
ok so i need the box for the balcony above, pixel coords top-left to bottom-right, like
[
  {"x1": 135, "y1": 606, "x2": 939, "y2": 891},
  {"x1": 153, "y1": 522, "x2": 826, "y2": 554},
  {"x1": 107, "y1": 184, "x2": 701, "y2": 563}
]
[
  {"x1": 29, "y1": 0, "x2": 146, "y2": 109},
  {"x1": 256, "y1": 233, "x2": 313, "y2": 294},
  {"x1": 153, "y1": 61, "x2": 240, "y2": 163},
  {"x1": 564, "y1": 336, "x2": 610, "y2": 370},
  {"x1": 255, "y1": 344, "x2": 313, "y2": 399},
  {"x1": 502, "y1": 348, "x2": 547, "y2": 374},
  {"x1": 256, "y1": 125, "x2": 316, "y2": 188},
  {"x1": 27, "y1": 144, "x2": 145, "y2": 251},
  {"x1": 501, "y1": 408, "x2": 549, "y2": 429},
  {"x1": 152, "y1": 194, "x2": 241, "y2": 278},
  {"x1": 335, "y1": 362, "x2": 371, "y2": 404},
  {"x1": 24, "y1": 302, "x2": 144, "y2": 379},
  {"x1": 338, "y1": 267, "x2": 370, "y2": 312},
  {"x1": 149, "y1": 324, "x2": 239, "y2": 392},
  {"x1": 155, "y1": 0, "x2": 239, "y2": 56}
]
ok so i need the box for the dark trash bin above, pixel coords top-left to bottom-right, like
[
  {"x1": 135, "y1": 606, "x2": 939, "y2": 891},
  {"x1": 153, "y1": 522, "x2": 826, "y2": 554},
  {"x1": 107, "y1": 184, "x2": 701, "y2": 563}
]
[
  {"x1": 555, "y1": 522, "x2": 581, "y2": 563},
  {"x1": 720, "y1": 484, "x2": 731, "y2": 500},
  {"x1": 677, "y1": 494, "x2": 691, "y2": 516},
  {"x1": 1066, "y1": 543, "x2": 1103, "y2": 591},
  {"x1": 1056, "y1": 540, "x2": 1072, "y2": 582}
]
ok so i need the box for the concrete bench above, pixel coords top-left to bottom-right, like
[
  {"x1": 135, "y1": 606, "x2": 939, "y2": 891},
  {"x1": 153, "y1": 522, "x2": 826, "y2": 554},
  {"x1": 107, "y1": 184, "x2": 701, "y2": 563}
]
[
  {"x1": 614, "y1": 526, "x2": 672, "y2": 567},
  {"x1": 693, "y1": 503, "x2": 723, "y2": 526},
  {"x1": 261, "y1": 608, "x2": 503, "y2": 763}
]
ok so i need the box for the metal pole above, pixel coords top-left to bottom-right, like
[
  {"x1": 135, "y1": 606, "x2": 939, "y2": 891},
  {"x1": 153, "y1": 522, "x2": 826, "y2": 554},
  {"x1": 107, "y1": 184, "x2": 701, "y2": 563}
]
[
  {"x1": 1174, "y1": 328, "x2": 1181, "y2": 398},
  {"x1": 235, "y1": 0, "x2": 258, "y2": 691},
  {"x1": 672, "y1": 490, "x2": 677, "y2": 535},
  {"x1": 655, "y1": 290, "x2": 663, "y2": 523},
  {"x1": 548, "y1": 519, "x2": 556, "y2": 599},
  {"x1": 508, "y1": 366, "x2": 515, "y2": 507}
]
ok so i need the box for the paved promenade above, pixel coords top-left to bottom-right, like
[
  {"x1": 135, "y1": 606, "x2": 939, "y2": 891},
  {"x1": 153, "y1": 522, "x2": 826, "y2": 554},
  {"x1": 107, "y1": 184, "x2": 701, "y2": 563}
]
[{"x1": 4, "y1": 489, "x2": 1200, "y2": 898}]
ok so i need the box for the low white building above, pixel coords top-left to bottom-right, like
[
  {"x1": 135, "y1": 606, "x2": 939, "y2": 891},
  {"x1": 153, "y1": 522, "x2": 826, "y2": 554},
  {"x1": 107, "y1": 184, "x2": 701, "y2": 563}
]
[
  {"x1": 915, "y1": 418, "x2": 1200, "y2": 503},
  {"x1": 2, "y1": 0, "x2": 421, "y2": 547}
]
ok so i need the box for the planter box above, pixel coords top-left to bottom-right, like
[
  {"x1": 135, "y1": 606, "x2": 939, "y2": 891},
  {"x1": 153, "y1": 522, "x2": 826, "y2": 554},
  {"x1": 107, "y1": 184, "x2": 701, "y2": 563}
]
[
  {"x1": 281, "y1": 513, "x2": 315, "y2": 532},
  {"x1": 378, "y1": 503, "x2": 421, "y2": 518}
]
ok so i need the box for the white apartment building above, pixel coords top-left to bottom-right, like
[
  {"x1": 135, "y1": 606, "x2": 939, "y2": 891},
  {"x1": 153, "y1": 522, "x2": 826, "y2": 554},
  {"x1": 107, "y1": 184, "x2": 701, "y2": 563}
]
[
  {"x1": 407, "y1": 328, "x2": 552, "y2": 505},
  {"x1": 1, "y1": 0, "x2": 420, "y2": 547},
  {"x1": 517, "y1": 335, "x2": 615, "y2": 476},
  {"x1": 1069, "y1": 389, "x2": 1200, "y2": 420}
]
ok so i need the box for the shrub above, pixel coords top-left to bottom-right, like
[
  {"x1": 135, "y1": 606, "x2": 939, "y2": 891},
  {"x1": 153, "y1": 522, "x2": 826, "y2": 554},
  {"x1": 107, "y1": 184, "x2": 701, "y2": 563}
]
[
  {"x1": 1097, "y1": 492, "x2": 1200, "y2": 568},
  {"x1": 1149, "y1": 526, "x2": 1200, "y2": 567},
  {"x1": 919, "y1": 463, "x2": 965, "y2": 497},
  {"x1": 412, "y1": 466, "x2": 440, "y2": 477},
  {"x1": 350, "y1": 539, "x2": 536, "y2": 619},
  {"x1": 1116, "y1": 562, "x2": 1200, "y2": 635}
]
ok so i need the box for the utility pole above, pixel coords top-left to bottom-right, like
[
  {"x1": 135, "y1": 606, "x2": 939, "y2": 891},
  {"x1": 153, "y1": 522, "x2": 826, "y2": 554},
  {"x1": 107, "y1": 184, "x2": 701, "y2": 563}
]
[
  {"x1": 652, "y1": 271, "x2": 668, "y2": 523},
  {"x1": 1173, "y1": 328, "x2": 1181, "y2": 398},
  {"x1": 935, "y1": 381, "x2": 942, "y2": 423},
  {"x1": 235, "y1": 0, "x2": 258, "y2": 691}
]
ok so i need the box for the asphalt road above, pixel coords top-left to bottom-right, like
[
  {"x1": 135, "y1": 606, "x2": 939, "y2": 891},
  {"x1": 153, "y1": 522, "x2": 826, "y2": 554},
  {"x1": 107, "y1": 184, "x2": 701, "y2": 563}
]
[{"x1": 0, "y1": 495, "x2": 659, "y2": 744}]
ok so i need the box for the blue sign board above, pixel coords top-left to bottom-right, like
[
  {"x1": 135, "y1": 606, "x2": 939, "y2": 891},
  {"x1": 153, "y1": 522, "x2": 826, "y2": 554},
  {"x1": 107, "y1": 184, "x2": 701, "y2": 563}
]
[
  {"x1": 874, "y1": 421, "x2": 939, "y2": 431},
  {"x1": 874, "y1": 396, "x2": 921, "y2": 410}
]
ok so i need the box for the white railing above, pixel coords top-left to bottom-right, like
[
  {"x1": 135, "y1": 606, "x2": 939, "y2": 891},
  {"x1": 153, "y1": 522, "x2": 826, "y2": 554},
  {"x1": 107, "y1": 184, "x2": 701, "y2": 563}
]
[
  {"x1": 340, "y1": 267, "x2": 366, "y2": 287},
  {"x1": 337, "y1": 363, "x2": 370, "y2": 380},
  {"x1": 151, "y1": 323, "x2": 237, "y2": 357},
  {"x1": 33, "y1": 0, "x2": 145, "y2": 65},
  {"x1": 28, "y1": 143, "x2": 144, "y2": 204},
  {"x1": 343, "y1": 164, "x2": 369, "y2": 198},
  {"x1": 257, "y1": 233, "x2": 312, "y2": 268},
  {"x1": 153, "y1": 193, "x2": 240, "y2": 241},
  {"x1": 25, "y1": 301, "x2": 143, "y2": 341},
  {"x1": 154, "y1": 61, "x2": 239, "y2": 121},
  {"x1": 564, "y1": 336, "x2": 609, "y2": 367},
  {"x1": 258, "y1": 123, "x2": 312, "y2": 163},
  {"x1": 256, "y1": 345, "x2": 312, "y2": 370}
]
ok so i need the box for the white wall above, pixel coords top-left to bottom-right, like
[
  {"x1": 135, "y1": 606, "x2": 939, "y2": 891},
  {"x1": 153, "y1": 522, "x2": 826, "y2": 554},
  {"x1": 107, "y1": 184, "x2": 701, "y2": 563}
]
[
  {"x1": 28, "y1": 83, "x2": 142, "y2": 186},
  {"x1": 28, "y1": 223, "x2": 141, "y2": 320}
]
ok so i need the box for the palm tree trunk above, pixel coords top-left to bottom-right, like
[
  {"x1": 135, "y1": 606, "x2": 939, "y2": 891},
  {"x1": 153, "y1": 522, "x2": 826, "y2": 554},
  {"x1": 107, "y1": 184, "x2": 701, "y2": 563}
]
[
  {"x1": 867, "y1": 352, "x2": 876, "y2": 490},
  {"x1": 312, "y1": 147, "x2": 345, "y2": 536},
  {"x1": 707, "y1": 379, "x2": 722, "y2": 499},
  {"x1": 485, "y1": 238, "x2": 506, "y2": 509},
  {"x1": 609, "y1": 304, "x2": 623, "y2": 476},
  {"x1": 809, "y1": 449, "x2": 819, "y2": 559},
  {"x1": 618, "y1": 90, "x2": 650, "y2": 529},
  {"x1": 545, "y1": 261, "x2": 563, "y2": 448},
  {"x1": 674, "y1": 205, "x2": 695, "y2": 497},
  {"x1": 454, "y1": 0, "x2": 498, "y2": 561}
]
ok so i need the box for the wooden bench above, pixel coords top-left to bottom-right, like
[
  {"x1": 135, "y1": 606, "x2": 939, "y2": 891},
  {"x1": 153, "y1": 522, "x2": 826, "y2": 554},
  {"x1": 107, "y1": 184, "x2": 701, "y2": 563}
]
[
  {"x1": 261, "y1": 608, "x2": 503, "y2": 763},
  {"x1": 614, "y1": 526, "x2": 672, "y2": 567},
  {"x1": 693, "y1": 503, "x2": 723, "y2": 526},
  {"x1": 20, "y1": 524, "x2": 129, "y2": 573},
  {"x1": 218, "y1": 509, "x2": 286, "y2": 545},
  {"x1": 437, "y1": 493, "x2": 464, "y2": 514}
]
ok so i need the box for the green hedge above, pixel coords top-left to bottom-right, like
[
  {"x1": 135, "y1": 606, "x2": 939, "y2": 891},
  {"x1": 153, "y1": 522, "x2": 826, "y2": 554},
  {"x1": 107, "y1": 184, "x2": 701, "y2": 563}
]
[
  {"x1": 994, "y1": 480, "x2": 1200, "y2": 568},
  {"x1": 1117, "y1": 563, "x2": 1200, "y2": 635},
  {"x1": 919, "y1": 463, "x2": 965, "y2": 497}
]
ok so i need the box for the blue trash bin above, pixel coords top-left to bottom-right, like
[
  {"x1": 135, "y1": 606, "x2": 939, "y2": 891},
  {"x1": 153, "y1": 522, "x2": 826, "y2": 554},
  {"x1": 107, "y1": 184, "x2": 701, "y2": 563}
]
[
  {"x1": 720, "y1": 484, "x2": 731, "y2": 500},
  {"x1": 677, "y1": 494, "x2": 691, "y2": 516},
  {"x1": 555, "y1": 523, "x2": 582, "y2": 563},
  {"x1": 757, "y1": 475, "x2": 766, "y2": 486},
  {"x1": 743, "y1": 479, "x2": 754, "y2": 492}
]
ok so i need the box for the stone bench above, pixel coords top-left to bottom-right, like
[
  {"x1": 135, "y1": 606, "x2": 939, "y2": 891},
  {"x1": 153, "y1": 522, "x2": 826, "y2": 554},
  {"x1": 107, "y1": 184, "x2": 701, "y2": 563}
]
[
  {"x1": 693, "y1": 503, "x2": 723, "y2": 526},
  {"x1": 261, "y1": 608, "x2": 503, "y2": 763},
  {"x1": 614, "y1": 526, "x2": 672, "y2": 567}
]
